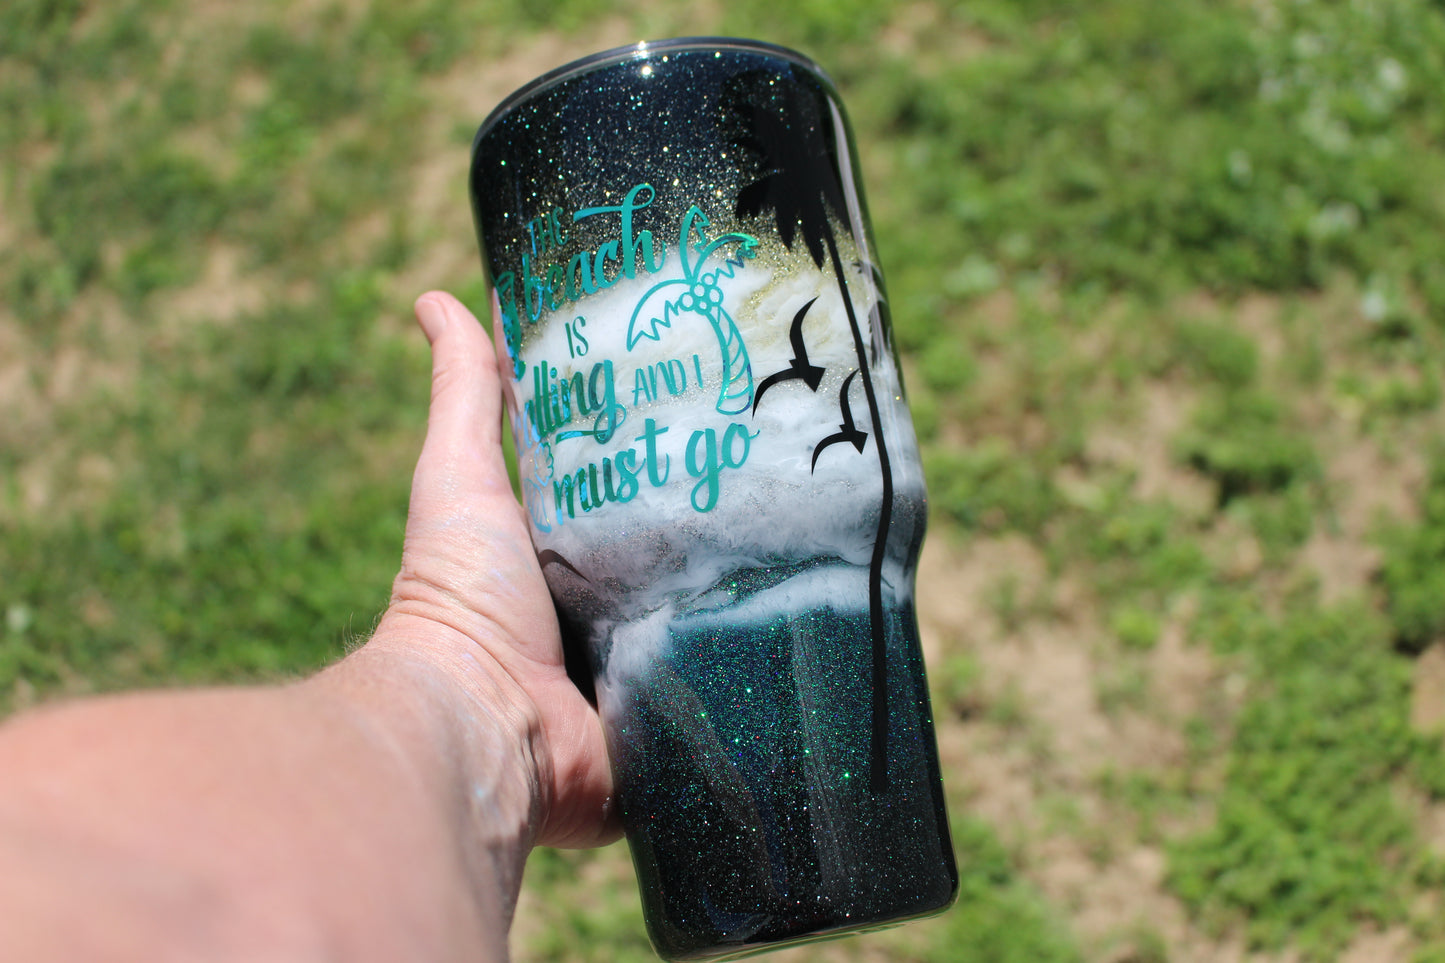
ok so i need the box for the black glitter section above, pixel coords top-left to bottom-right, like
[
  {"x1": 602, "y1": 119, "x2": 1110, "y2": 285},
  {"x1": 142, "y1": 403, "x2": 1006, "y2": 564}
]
[
  {"x1": 470, "y1": 45, "x2": 796, "y2": 278},
  {"x1": 613, "y1": 588, "x2": 956, "y2": 960}
]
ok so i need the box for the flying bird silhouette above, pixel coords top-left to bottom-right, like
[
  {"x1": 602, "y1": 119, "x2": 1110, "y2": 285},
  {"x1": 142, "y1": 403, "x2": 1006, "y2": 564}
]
[
  {"x1": 811, "y1": 369, "x2": 869, "y2": 473},
  {"x1": 752, "y1": 297, "x2": 826, "y2": 414}
]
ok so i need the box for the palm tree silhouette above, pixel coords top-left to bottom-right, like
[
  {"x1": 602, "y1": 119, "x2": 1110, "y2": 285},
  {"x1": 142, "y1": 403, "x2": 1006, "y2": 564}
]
[
  {"x1": 628, "y1": 206, "x2": 758, "y2": 415},
  {"x1": 726, "y1": 71, "x2": 897, "y2": 792}
]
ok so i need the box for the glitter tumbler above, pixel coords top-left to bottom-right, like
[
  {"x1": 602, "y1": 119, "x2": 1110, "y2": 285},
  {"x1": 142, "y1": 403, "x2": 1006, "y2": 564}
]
[{"x1": 468, "y1": 38, "x2": 957, "y2": 960}]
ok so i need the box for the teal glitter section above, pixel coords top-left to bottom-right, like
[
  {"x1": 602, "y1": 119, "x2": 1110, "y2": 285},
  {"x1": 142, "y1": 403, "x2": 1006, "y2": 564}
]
[{"x1": 604, "y1": 567, "x2": 955, "y2": 959}]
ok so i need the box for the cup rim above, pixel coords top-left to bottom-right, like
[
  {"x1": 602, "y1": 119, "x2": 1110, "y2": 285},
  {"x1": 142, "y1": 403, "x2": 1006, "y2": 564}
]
[{"x1": 473, "y1": 36, "x2": 828, "y2": 145}]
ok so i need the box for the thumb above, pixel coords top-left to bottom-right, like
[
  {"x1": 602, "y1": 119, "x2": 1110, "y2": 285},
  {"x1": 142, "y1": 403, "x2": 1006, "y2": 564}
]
[{"x1": 411, "y1": 291, "x2": 510, "y2": 496}]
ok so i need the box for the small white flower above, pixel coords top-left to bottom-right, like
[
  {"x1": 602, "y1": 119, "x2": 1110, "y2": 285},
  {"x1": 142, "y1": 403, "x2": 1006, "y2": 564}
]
[
  {"x1": 1360, "y1": 289, "x2": 1389, "y2": 324},
  {"x1": 1377, "y1": 57, "x2": 1407, "y2": 95},
  {"x1": 1228, "y1": 150, "x2": 1253, "y2": 184},
  {"x1": 5, "y1": 604, "x2": 33, "y2": 634}
]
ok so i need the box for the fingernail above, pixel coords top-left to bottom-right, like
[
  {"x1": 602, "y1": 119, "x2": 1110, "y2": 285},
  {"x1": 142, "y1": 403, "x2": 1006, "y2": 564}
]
[{"x1": 415, "y1": 294, "x2": 449, "y2": 343}]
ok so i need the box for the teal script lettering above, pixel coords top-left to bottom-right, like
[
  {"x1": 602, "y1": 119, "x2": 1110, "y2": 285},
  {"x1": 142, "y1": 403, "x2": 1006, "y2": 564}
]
[
  {"x1": 551, "y1": 418, "x2": 672, "y2": 522},
  {"x1": 525, "y1": 358, "x2": 625, "y2": 445},
  {"x1": 495, "y1": 183, "x2": 668, "y2": 372},
  {"x1": 685, "y1": 422, "x2": 756, "y2": 513}
]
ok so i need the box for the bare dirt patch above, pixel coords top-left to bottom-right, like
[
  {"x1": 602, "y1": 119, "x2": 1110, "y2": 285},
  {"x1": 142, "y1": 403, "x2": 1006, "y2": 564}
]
[
  {"x1": 0, "y1": 320, "x2": 42, "y2": 446},
  {"x1": 150, "y1": 243, "x2": 269, "y2": 332},
  {"x1": 1337, "y1": 927, "x2": 1414, "y2": 963},
  {"x1": 1412, "y1": 642, "x2": 1445, "y2": 735},
  {"x1": 1088, "y1": 380, "x2": 1214, "y2": 516},
  {"x1": 916, "y1": 526, "x2": 1246, "y2": 960},
  {"x1": 1296, "y1": 370, "x2": 1424, "y2": 604}
]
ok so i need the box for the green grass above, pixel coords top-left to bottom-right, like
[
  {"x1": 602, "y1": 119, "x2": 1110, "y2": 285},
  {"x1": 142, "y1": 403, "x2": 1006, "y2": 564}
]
[
  {"x1": 909, "y1": 816, "x2": 1082, "y2": 963},
  {"x1": 1171, "y1": 601, "x2": 1444, "y2": 957},
  {"x1": 5, "y1": 0, "x2": 1445, "y2": 960},
  {"x1": 1380, "y1": 455, "x2": 1445, "y2": 654}
]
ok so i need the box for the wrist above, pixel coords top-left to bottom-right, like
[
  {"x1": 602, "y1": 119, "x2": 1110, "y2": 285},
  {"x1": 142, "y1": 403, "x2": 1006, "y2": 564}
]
[{"x1": 311, "y1": 612, "x2": 549, "y2": 903}]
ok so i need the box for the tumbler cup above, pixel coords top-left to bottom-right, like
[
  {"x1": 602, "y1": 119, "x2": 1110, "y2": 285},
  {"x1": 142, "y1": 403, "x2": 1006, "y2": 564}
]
[{"x1": 468, "y1": 38, "x2": 957, "y2": 960}]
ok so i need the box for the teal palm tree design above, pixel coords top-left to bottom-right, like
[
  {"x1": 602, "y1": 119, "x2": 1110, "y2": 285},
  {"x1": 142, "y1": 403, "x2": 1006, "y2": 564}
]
[
  {"x1": 628, "y1": 207, "x2": 758, "y2": 415},
  {"x1": 726, "y1": 71, "x2": 898, "y2": 792}
]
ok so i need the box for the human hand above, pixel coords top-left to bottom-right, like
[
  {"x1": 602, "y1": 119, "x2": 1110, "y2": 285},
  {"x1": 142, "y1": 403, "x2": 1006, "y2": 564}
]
[
  {"x1": 0, "y1": 290, "x2": 614, "y2": 963},
  {"x1": 373, "y1": 290, "x2": 617, "y2": 850}
]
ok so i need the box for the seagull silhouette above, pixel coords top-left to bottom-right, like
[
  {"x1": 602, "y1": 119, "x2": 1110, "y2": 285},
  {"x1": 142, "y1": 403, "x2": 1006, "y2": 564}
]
[
  {"x1": 751, "y1": 298, "x2": 826, "y2": 414},
  {"x1": 811, "y1": 369, "x2": 869, "y2": 473}
]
